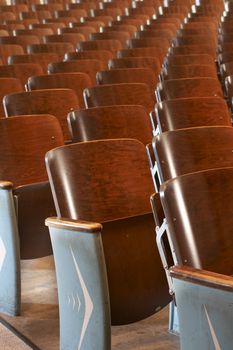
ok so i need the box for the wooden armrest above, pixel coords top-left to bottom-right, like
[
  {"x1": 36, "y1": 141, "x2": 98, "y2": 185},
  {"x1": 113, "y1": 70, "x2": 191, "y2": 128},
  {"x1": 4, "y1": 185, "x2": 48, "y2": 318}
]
[
  {"x1": 45, "y1": 216, "x2": 102, "y2": 233},
  {"x1": 170, "y1": 265, "x2": 233, "y2": 292},
  {"x1": 0, "y1": 181, "x2": 13, "y2": 190}
]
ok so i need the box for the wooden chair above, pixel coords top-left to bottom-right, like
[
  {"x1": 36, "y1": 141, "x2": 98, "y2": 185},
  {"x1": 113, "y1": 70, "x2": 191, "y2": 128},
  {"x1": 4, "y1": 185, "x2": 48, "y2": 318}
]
[
  {"x1": 0, "y1": 114, "x2": 63, "y2": 316},
  {"x1": 90, "y1": 31, "x2": 130, "y2": 48},
  {"x1": 67, "y1": 105, "x2": 152, "y2": 143},
  {"x1": 84, "y1": 83, "x2": 155, "y2": 113},
  {"x1": 175, "y1": 34, "x2": 217, "y2": 47},
  {"x1": 155, "y1": 97, "x2": 231, "y2": 133},
  {"x1": 0, "y1": 63, "x2": 43, "y2": 86},
  {"x1": 127, "y1": 37, "x2": 170, "y2": 52},
  {"x1": 0, "y1": 35, "x2": 40, "y2": 51},
  {"x1": 149, "y1": 17, "x2": 181, "y2": 29},
  {"x1": 8, "y1": 52, "x2": 59, "y2": 74},
  {"x1": 43, "y1": 33, "x2": 85, "y2": 47},
  {"x1": 64, "y1": 50, "x2": 113, "y2": 69},
  {"x1": 13, "y1": 28, "x2": 54, "y2": 42},
  {"x1": 156, "y1": 78, "x2": 223, "y2": 101},
  {"x1": 111, "y1": 18, "x2": 144, "y2": 29},
  {"x1": 96, "y1": 68, "x2": 158, "y2": 94},
  {"x1": 155, "y1": 167, "x2": 233, "y2": 349},
  {"x1": 0, "y1": 77, "x2": 23, "y2": 117},
  {"x1": 79, "y1": 39, "x2": 122, "y2": 55},
  {"x1": 45, "y1": 139, "x2": 170, "y2": 349},
  {"x1": 3, "y1": 89, "x2": 79, "y2": 140},
  {"x1": 0, "y1": 44, "x2": 24, "y2": 64},
  {"x1": 127, "y1": 6, "x2": 157, "y2": 17},
  {"x1": 153, "y1": 126, "x2": 233, "y2": 183},
  {"x1": 27, "y1": 72, "x2": 92, "y2": 108},
  {"x1": 91, "y1": 7, "x2": 122, "y2": 19},
  {"x1": 163, "y1": 64, "x2": 218, "y2": 80},
  {"x1": 48, "y1": 59, "x2": 104, "y2": 85},
  {"x1": 59, "y1": 26, "x2": 96, "y2": 40},
  {"x1": 117, "y1": 47, "x2": 167, "y2": 66},
  {"x1": 103, "y1": 24, "x2": 137, "y2": 36},
  {"x1": 142, "y1": 22, "x2": 178, "y2": 36},
  {"x1": 27, "y1": 43, "x2": 74, "y2": 61},
  {"x1": 136, "y1": 29, "x2": 175, "y2": 43},
  {"x1": 165, "y1": 54, "x2": 215, "y2": 67},
  {"x1": 170, "y1": 44, "x2": 217, "y2": 59},
  {"x1": 74, "y1": 19, "x2": 104, "y2": 31},
  {"x1": 82, "y1": 15, "x2": 114, "y2": 26},
  {"x1": 108, "y1": 56, "x2": 161, "y2": 71}
]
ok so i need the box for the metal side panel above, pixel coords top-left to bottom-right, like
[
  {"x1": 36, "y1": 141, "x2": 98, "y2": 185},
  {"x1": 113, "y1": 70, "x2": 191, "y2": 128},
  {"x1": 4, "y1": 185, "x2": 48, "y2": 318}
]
[
  {"x1": 48, "y1": 223, "x2": 111, "y2": 350},
  {"x1": 0, "y1": 186, "x2": 20, "y2": 316},
  {"x1": 173, "y1": 278, "x2": 233, "y2": 350}
]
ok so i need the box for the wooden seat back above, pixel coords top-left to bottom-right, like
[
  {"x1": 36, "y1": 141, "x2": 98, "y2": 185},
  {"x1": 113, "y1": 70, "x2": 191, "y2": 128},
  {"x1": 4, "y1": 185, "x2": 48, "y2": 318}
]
[
  {"x1": 3, "y1": 88, "x2": 79, "y2": 140},
  {"x1": 96, "y1": 67, "x2": 158, "y2": 93},
  {"x1": 0, "y1": 114, "x2": 63, "y2": 258},
  {"x1": 27, "y1": 72, "x2": 92, "y2": 108},
  {"x1": 67, "y1": 105, "x2": 152, "y2": 144},
  {"x1": 84, "y1": 83, "x2": 155, "y2": 113},
  {"x1": 79, "y1": 39, "x2": 122, "y2": 55},
  {"x1": 108, "y1": 56, "x2": 161, "y2": 72},
  {"x1": 48, "y1": 59, "x2": 104, "y2": 85},
  {"x1": 157, "y1": 78, "x2": 223, "y2": 100},
  {"x1": 164, "y1": 64, "x2": 218, "y2": 79},
  {"x1": 45, "y1": 139, "x2": 170, "y2": 324},
  {"x1": 0, "y1": 77, "x2": 23, "y2": 117},
  {"x1": 27, "y1": 42, "x2": 74, "y2": 60},
  {"x1": 156, "y1": 97, "x2": 231, "y2": 132},
  {"x1": 0, "y1": 63, "x2": 43, "y2": 85},
  {"x1": 154, "y1": 126, "x2": 233, "y2": 182},
  {"x1": 64, "y1": 50, "x2": 113, "y2": 68},
  {"x1": 8, "y1": 52, "x2": 59, "y2": 74},
  {"x1": 159, "y1": 167, "x2": 233, "y2": 275}
]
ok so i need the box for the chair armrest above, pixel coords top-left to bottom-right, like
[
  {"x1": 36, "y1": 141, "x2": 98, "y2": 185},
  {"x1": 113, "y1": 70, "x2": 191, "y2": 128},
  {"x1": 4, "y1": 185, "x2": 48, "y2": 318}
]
[{"x1": 45, "y1": 216, "x2": 102, "y2": 233}]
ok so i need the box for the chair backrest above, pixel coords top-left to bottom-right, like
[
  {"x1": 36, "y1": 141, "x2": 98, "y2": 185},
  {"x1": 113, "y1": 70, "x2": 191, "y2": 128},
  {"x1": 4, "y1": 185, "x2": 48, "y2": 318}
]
[
  {"x1": 45, "y1": 138, "x2": 170, "y2": 324},
  {"x1": 8, "y1": 52, "x2": 59, "y2": 73},
  {"x1": 27, "y1": 42, "x2": 74, "y2": 60},
  {"x1": 96, "y1": 67, "x2": 158, "y2": 93},
  {"x1": 159, "y1": 167, "x2": 233, "y2": 275},
  {"x1": 90, "y1": 31, "x2": 130, "y2": 47},
  {"x1": 3, "y1": 88, "x2": 79, "y2": 140},
  {"x1": 157, "y1": 78, "x2": 223, "y2": 100},
  {"x1": 48, "y1": 59, "x2": 104, "y2": 85},
  {"x1": 43, "y1": 33, "x2": 85, "y2": 46},
  {"x1": 156, "y1": 97, "x2": 231, "y2": 132},
  {"x1": 164, "y1": 64, "x2": 218, "y2": 79},
  {"x1": 117, "y1": 47, "x2": 167, "y2": 65},
  {"x1": 171, "y1": 44, "x2": 216, "y2": 59},
  {"x1": 79, "y1": 39, "x2": 122, "y2": 54},
  {"x1": 165, "y1": 54, "x2": 214, "y2": 67},
  {"x1": 64, "y1": 49, "x2": 113, "y2": 67},
  {"x1": 154, "y1": 126, "x2": 233, "y2": 183},
  {"x1": 108, "y1": 56, "x2": 161, "y2": 72},
  {"x1": 84, "y1": 83, "x2": 155, "y2": 113},
  {"x1": 67, "y1": 105, "x2": 152, "y2": 143},
  {"x1": 0, "y1": 77, "x2": 23, "y2": 117},
  {"x1": 0, "y1": 44, "x2": 24, "y2": 64},
  {"x1": 0, "y1": 114, "x2": 63, "y2": 186},
  {"x1": 0, "y1": 63, "x2": 43, "y2": 85},
  {"x1": 0, "y1": 114, "x2": 64, "y2": 258},
  {"x1": 27, "y1": 72, "x2": 92, "y2": 108}
]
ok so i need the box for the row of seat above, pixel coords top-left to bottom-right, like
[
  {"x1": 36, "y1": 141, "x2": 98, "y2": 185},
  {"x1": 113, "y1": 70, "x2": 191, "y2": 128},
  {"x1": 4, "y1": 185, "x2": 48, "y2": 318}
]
[{"x1": 0, "y1": 0, "x2": 232, "y2": 349}]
